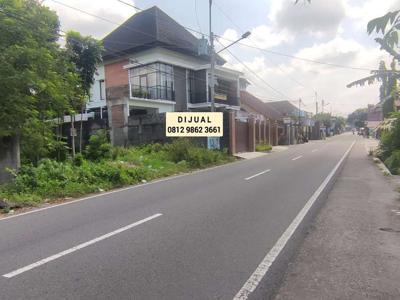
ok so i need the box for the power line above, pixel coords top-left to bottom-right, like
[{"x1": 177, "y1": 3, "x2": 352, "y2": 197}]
[
  {"x1": 0, "y1": 9, "x2": 233, "y2": 97},
  {"x1": 213, "y1": 0, "x2": 315, "y2": 95},
  {"x1": 50, "y1": 0, "x2": 376, "y2": 72},
  {"x1": 216, "y1": 35, "x2": 375, "y2": 71},
  {"x1": 218, "y1": 42, "x2": 293, "y2": 100},
  {"x1": 111, "y1": 0, "x2": 375, "y2": 72},
  {"x1": 116, "y1": 0, "x2": 142, "y2": 12},
  {"x1": 49, "y1": 0, "x2": 202, "y2": 54},
  {"x1": 194, "y1": 0, "x2": 203, "y2": 34}
]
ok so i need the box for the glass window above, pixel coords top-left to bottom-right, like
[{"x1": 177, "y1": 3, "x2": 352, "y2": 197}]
[
  {"x1": 99, "y1": 80, "x2": 105, "y2": 100},
  {"x1": 188, "y1": 70, "x2": 195, "y2": 102},
  {"x1": 130, "y1": 63, "x2": 175, "y2": 101}
]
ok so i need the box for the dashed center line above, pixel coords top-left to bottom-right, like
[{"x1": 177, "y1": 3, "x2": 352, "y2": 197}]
[
  {"x1": 311, "y1": 149, "x2": 318, "y2": 153},
  {"x1": 245, "y1": 169, "x2": 271, "y2": 180},
  {"x1": 291, "y1": 155, "x2": 303, "y2": 161},
  {"x1": 2, "y1": 213, "x2": 163, "y2": 279}
]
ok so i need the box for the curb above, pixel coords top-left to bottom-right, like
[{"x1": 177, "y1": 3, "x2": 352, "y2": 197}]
[
  {"x1": 372, "y1": 157, "x2": 392, "y2": 176},
  {"x1": 236, "y1": 141, "x2": 355, "y2": 300}
]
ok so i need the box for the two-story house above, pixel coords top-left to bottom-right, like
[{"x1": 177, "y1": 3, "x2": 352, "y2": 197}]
[{"x1": 88, "y1": 6, "x2": 243, "y2": 145}]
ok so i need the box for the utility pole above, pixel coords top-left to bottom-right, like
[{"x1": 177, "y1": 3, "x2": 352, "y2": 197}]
[
  {"x1": 322, "y1": 99, "x2": 324, "y2": 113},
  {"x1": 298, "y1": 98, "x2": 301, "y2": 120},
  {"x1": 209, "y1": 0, "x2": 215, "y2": 112},
  {"x1": 315, "y1": 91, "x2": 318, "y2": 114},
  {"x1": 298, "y1": 98, "x2": 302, "y2": 142}
]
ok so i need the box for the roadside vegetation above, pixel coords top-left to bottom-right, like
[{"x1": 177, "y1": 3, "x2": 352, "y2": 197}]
[
  {"x1": 0, "y1": 132, "x2": 233, "y2": 212},
  {"x1": 255, "y1": 143, "x2": 272, "y2": 152},
  {"x1": 346, "y1": 9, "x2": 400, "y2": 175},
  {"x1": 0, "y1": 2, "x2": 235, "y2": 214},
  {"x1": 376, "y1": 113, "x2": 400, "y2": 174}
]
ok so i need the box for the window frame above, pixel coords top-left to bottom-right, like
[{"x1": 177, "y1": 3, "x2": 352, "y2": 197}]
[{"x1": 129, "y1": 62, "x2": 175, "y2": 101}]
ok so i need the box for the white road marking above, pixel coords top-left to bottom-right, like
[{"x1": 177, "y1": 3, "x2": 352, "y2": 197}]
[
  {"x1": 233, "y1": 141, "x2": 355, "y2": 300},
  {"x1": 291, "y1": 155, "x2": 303, "y2": 161},
  {"x1": 245, "y1": 169, "x2": 271, "y2": 181},
  {"x1": 2, "y1": 213, "x2": 162, "y2": 278},
  {"x1": 311, "y1": 149, "x2": 318, "y2": 153}
]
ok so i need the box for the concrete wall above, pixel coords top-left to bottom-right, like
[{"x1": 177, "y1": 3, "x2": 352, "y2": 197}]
[
  {"x1": 0, "y1": 136, "x2": 20, "y2": 183},
  {"x1": 127, "y1": 113, "x2": 169, "y2": 145}
]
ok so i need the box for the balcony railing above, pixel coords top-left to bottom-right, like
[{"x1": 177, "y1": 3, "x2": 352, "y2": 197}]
[
  {"x1": 130, "y1": 85, "x2": 175, "y2": 101},
  {"x1": 189, "y1": 91, "x2": 239, "y2": 106},
  {"x1": 188, "y1": 91, "x2": 208, "y2": 104}
]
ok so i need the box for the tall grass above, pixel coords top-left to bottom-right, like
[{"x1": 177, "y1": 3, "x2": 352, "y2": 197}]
[{"x1": 0, "y1": 139, "x2": 233, "y2": 210}]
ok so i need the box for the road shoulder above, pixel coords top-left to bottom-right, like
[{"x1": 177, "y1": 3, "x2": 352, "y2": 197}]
[{"x1": 275, "y1": 139, "x2": 400, "y2": 299}]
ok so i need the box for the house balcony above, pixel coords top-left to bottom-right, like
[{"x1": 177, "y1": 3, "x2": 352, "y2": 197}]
[
  {"x1": 129, "y1": 85, "x2": 176, "y2": 114},
  {"x1": 187, "y1": 66, "x2": 242, "y2": 110},
  {"x1": 187, "y1": 90, "x2": 240, "y2": 110},
  {"x1": 130, "y1": 85, "x2": 175, "y2": 103}
]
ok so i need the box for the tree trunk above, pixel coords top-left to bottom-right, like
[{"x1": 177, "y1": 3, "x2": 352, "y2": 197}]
[
  {"x1": 79, "y1": 105, "x2": 84, "y2": 153},
  {"x1": 57, "y1": 112, "x2": 61, "y2": 161},
  {"x1": 71, "y1": 114, "x2": 76, "y2": 157}
]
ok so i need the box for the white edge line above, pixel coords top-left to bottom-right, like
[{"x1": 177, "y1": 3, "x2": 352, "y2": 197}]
[
  {"x1": 245, "y1": 169, "x2": 271, "y2": 181},
  {"x1": 1, "y1": 141, "x2": 328, "y2": 222},
  {"x1": 3, "y1": 213, "x2": 163, "y2": 278},
  {"x1": 233, "y1": 141, "x2": 355, "y2": 300},
  {"x1": 291, "y1": 155, "x2": 303, "y2": 161}
]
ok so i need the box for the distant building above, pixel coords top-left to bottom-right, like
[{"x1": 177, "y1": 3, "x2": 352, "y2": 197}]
[{"x1": 366, "y1": 103, "x2": 383, "y2": 131}]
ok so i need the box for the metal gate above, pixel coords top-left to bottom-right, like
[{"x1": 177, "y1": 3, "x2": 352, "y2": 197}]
[{"x1": 235, "y1": 119, "x2": 249, "y2": 153}]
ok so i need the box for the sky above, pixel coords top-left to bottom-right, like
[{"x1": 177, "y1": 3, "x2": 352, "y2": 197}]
[{"x1": 43, "y1": 0, "x2": 400, "y2": 116}]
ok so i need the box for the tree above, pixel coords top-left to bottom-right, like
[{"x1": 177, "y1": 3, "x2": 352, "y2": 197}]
[
  {"x1": 0, "y1": 0, "x2": 79, "y2": 163},
  {"x1": 314, "y1": 113, "x2": 332, "y2": 128},
  {"x1": 333, "y1": 116, "x2": 346, "y2": 133},
  {"x1": 367, "y1": 10, "x2": 400, "y2": 62},
  {"x1": 347, "y1": 108, "x2": 368, "y2": 128},
  {"x1": 65, "y1": 31, "x2": 103, "y2": 155},
  {"x1": 348, "y1": 10, "x2": 400, "y2": 85},
  {"x1": 347, "y1": 10, "x2": 400, "y2": 116}
]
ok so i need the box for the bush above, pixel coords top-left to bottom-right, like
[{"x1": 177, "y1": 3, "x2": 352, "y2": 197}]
[
  {"x1": 256, "y1": 143, "x2": 272, "y2": 152},
  {"x1": 85, "y1": 130, "x2": 112, "y2": 161},
  {"x1": 384, "y1": 150, "x2": 400, "y2": 174},
  {"x1": 0, "y1": 138, "x2": 233, "y2": 210},
  {"x1": 164, "y1": 139, "x2": 192, "y2": 163}
]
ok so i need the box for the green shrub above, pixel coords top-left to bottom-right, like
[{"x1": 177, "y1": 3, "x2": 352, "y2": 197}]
[
  {"x1": 85, "y1": 130, "x2": 112, "y2": 161},
  {"x1": 0, "y1": 138, "x2": 233, "y2": 210},
  {"x1": 73, "y1": 153, "x2": 84, "y2": 166},
  {"x1": 378, "y1": 113, "x2": 400, "y2": 161},
  {"x1": 256, "y1": 143, "x2": 272, "y2": 152},
  {"x1": 384, "y1": 150, "x2": 400, "y2": 174},
  {"x1": 140, "y1": 142, "x2": 164, "y2": 154},
  {"x1": 164, "y1": 139, "x2": 192, "y2": 163}
]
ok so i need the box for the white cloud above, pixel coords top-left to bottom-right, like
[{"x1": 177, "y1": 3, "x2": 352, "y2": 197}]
[
  {"x1": 345, "y1": 0, "x2": 399, "y2": 31},
  {"x1": 268, "y1": 0, "x2": 346, "y2": 37},
  {"x1": 218, "y1": 25, "x2": 293, "y2": 53},
  {"x1": 44, "y1": 0, "x2": 136, "y2": 38},
  {"x1": 227, "y1": 38, "x2": 391, "y2": 115}
]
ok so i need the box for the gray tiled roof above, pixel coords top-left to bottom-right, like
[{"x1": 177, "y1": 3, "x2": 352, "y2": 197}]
[
  {"x1": 102, "y1": 6, "x2": 223, "y2": 63},
  {"x1": 240, "y1": 91, "x2": 283, "y2": 120},
  {"x1": 265, "y1": 101, "x2": 298, "y2": 117}
]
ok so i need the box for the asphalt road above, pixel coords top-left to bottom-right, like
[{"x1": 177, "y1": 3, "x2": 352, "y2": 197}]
[{"x1": 0, "y1": 134, "x2": 355, "y2": 300}]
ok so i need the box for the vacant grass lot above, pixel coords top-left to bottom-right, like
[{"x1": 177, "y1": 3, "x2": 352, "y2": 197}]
[{"x1": 0, "y1": 139, "x2": 234, "y2": 211}]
